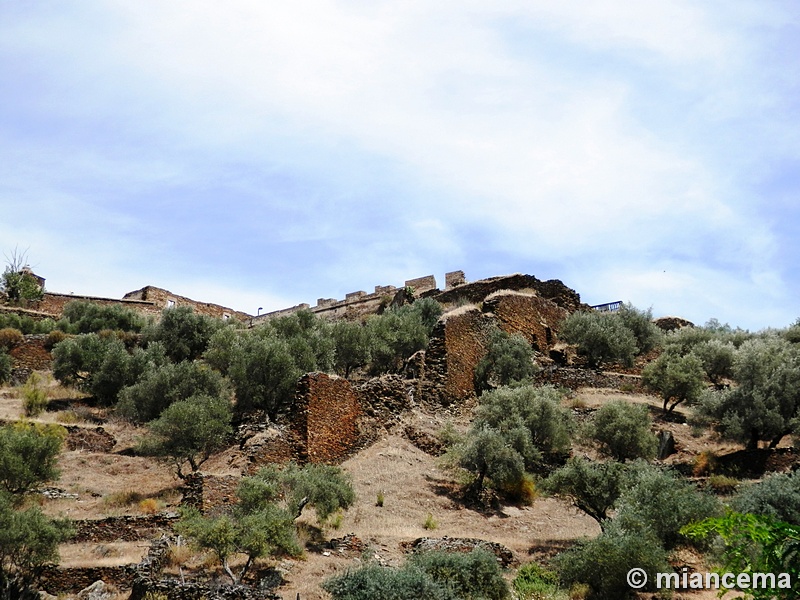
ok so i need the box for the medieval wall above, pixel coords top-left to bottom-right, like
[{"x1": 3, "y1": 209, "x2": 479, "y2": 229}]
[
  {"x1": 482, "y1": 291, "x2": 568, "y2": 354},
  {"x1": 433, "y1": 273, "x2": 586, "y2": 313},
  {"x1": 291, "y1": 372, "x2": 362, "y2": 464},
  {"x1": 122, "y1": 286, "x2": 252, "y2": 322},
  {"x1": 423, "y1": 306, "x2": 495, "y2": 405}
]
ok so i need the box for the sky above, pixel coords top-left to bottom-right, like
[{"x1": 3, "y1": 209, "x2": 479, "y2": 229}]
[{"x1": 1, "y1": 1, "x2": 798, "y2": 331}]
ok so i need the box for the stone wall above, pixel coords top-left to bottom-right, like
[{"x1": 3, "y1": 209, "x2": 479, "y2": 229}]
[
  {"x1": 123, "y1": 286, "x2": 252, "y2": 322},
  {"x1": 422, "y1": 306, "x2": 495, "y2": 405},
  {"x1": 482, "y1": 291, "x2": 568, "y2": 354},
  {"x1": 70, "y1": 514, "x2": 178, "y2": 543},
  {"x1": 9, "y1": 334, "x2": 52, "y2": 371},
  {"x1": 433, "y1": 273, "x2": 586, "y2": 313},
  {"x1": 291, "y1": 373, "x2": 361, "y2": 464},
  {"x1": 38, "y1": 565, "x2": 137, "y2": 594},
  {"x1": 535, "y1": 367, "x2": 644, "y2": 392},
  {"x1": 29, "y1": 292, "x2": 159, "y2": 318},
  {"x1": 404, "y1": 274, "x2": 437, "y2": 294},
  {"x1": 181, "y1": 473, "x2": 242, "y2": 514}
]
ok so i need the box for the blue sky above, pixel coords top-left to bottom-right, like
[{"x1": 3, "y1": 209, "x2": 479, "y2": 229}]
[{"x1": 1, "y1": 1, "x2": 798, "y2": 330}]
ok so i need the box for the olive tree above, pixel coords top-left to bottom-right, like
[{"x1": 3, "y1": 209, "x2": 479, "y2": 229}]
[
  {"x1": 699, "y1": 336, "x2": 800, "y2": 449},
  {"x1": 641, "y1": 350, "x2": 706, "y2": 413},
  {"x1": 474, "y1": 327, "x2": 538, "y2": 394},
  {"x1": 589, "y1": 400, "x2": 657, "y2": 461}
]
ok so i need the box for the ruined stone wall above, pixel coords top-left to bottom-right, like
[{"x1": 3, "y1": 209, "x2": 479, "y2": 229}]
[
  {"x1": 291, "y1": 373, "x2": 361, "y2": 464},
  {"x1": 29, "y1": 292, "x2": 159, "y2": 318},
  {"x1": 8, "y1": 334, "x2": 52, "y2": 371},
  {"x1": 181, "y1": 473, "x2": 242, "y2": 514},
  {"x1": 535, "y1": 367, "x2": 644, "y2": 392},
  {"x1": 433, "y1": 273, "x2": 586, "y2": 313},
  {"x1": 123, "y1": 286, "x2": 252, "y2": 322},
  {"x1": 70, "y1": 514, "x2": 178, "y2": 543},
  {"x1": 482, "y1": 291, "x2": 568, "y2": 354},
  {"x1": 423, "y1": 307, "x2": 494, "y2": 405},
  {"x1": 38, "y1": 565, "x2": 137, "y2": 595}
]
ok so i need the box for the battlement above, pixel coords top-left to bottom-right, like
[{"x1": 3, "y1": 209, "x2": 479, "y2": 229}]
[{"x1": 253, "y1": 270, "x2": 468, "y2": 324}]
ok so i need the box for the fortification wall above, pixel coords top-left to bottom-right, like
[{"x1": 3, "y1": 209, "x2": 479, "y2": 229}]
[{"x1": 123, "y1": 286, "x2": 252, "y2": 322}]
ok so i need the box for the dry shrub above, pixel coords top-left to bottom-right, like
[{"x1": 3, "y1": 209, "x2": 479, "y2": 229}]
[
  {"x1": 706, "y1": 474, "x2": 739, "y2": 495},
  {"x1": 693, "y1": 450, "x2": 718, "y2": 476},
  {"x1": 139, "y1": 498, "x2": 162, "y2": 514},
  {"x1": 103, "y1": 490, "x2": 145, "y2": 508},
  {"x1": 0, "y1": 327, "x2": 23, "y2": 350},
  {"x1": 44, "y1": 329, "x2": 67, "y2": 351},
  {"x1": 166, "y1": 543, "x2": 194, "y2": 568}
]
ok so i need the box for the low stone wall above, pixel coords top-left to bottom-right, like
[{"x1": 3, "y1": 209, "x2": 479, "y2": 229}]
[
  {"x1": 38, "y1": 565, "x2": 137, "y2": 594},
  {"x1": 9, "y1": 334, "x2": 52, "y2": 372},
  {"x1": 535, "y1": 367, "x2": 643, "y2": 392},
  {"x1": 71, "y1": 514, "x2": 178, "y2": 543}
]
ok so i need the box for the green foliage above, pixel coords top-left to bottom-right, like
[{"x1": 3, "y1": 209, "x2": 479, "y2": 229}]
[
  {"x1": 60, "y1": 300, "x2": 145, "y2": 334},
  {"x1": 542, "y1": 458, "x2": 627, "y2": 525},
  {"x1": 0, "y1": 492, "x2": 74, "y2": 586},
  {"x1": 241, "y1": 463, "x2": 355, "y2": 523},
  {"x1": 117, "y1": 360, "x2": 227, "y2": 422},
  {"x1": 616, "y1": 303, "x2": 662, "y2": 354},
  {"x1": 456, "y1": 427, "x2": 526, "y2": 493},
  {"x1": 641, "y1": 349, "x2": 705, "y2": 413},
  {"x1": 473, "y1": 385, "x2": 574, "y2": 462},
  {"x1": 331, "y1": 320, "x2": 372, "y2": 378},
  {"x1": 21, "y1": 372, "x2": 47, "y2": 417},
  {"x1": 202, "y1": 325, "x2": 241, "y2": 375},
  {"x1": 323, "y1": 562, "x2": 458, "y2": 600},
  {"x1": 731, "y1": 470, "x2": 800, "y2": 525},
  {"x1": 0, "y1": 313, "x2": 56, "y2": 335},
  {"x1": 0, "y1": 423, "x2": 62, "y2": 496},
  {"x1": 0, "y1": 351, "x2": 10, "y2": 385},
  {"x1": 614, "y1": 466, "x2": 720, "y2": 549},
  {"x1": 698, "y1": 335, "x2": 800, "y2": 449},
  {"x1": 554, "y1": 520, "x2": 671, "y2": 600},
  {"x1": 682, "y1": 512, "x2": 800, "y2": 599},
  {"x1": 227, "y1": 334, "x2": 301, "y2": 417},
  {"x1": 589, "y1": 400, "x2": 657, "y2": 461},
  {"x1": 1, "y1": 250, "x2": 43, "y2": 305},
  {"x1": 178, "y1": 462, "x2": 353, "y2": 583},
  {"x1": 323, "y1": 549, "x2": 509, "y2": 600},
  {"x1": 559, "y1": 310, "x2": 638, "y2": 368},
  {"x1": 268, "y1": 309, "x2": 335, "y2": 372},
  {"x1": 691, "y1": 338, "x2": 735, "y2": 387},
  {"x1": 366, "y1": 299, "x2": 441, "y2": 373},
  {"x1": 145, "y1": 306, "x2": 222, "y2": 362},
  {"x1": 474, "y1": 327, "x2": 538, "y2": 394},
  {"x1": 136, "y1": 393, "x2": 233, "y2": 478},
  {"x1": 408, "y1": 548, "x2": 510, "y2": 600},
  {"x1": 513, "y1": 562, "x2": 568, "y2": 600}
]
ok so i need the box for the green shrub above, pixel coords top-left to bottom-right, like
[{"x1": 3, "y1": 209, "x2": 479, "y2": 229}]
[
  {"x1": 0, "y1": 351, "x2": 10, "y2": 385},
  {"x1": 513, "y1": 562, "x2": 568, "y2": 600},
  {"x1": 60, "y1": 300, "x2": 145, "y2": 334},
  {"x1": 614, "y1": 466, "x2": 720, "y2": 549},
  {"x1": 731, "y1": 470, "x2": 800, "y2": 525},
  {"x1": 0, "y1": 423, "x2": 62, "y2": 495},
  {"x1": 21, "y1": 372, "x2": 48, "y2": 417},
  {"x1": 322, "y1": 549, "x2": 509, "y2": 600},
  {"x1": 117, "y1": 360, "x2": 227, "y2": 422},
  {"x1": 559, "y1": 310, "x2": 638, "y2": 368},
  {"x1": 698, "y1": 335, "x2": 800, "y2": 449},
  {"x1": 474, "y1": 385, "x2": 575, "y2": 463},
  {"x1": 554, "y1": 521, "x2": 670, "y2": 600},
  {"x1": 589, "y1": 401, "x2": 657, "y2": 461},
  {"x1": 136, "y1": 393, "x2": 233, "y2": 478},
  {"x1": 144, "y1": 305, "x2": 221, "y2": 362},
  {"x1": 474, "y1": 327, "x2": 538, "y2": 394},
  {"x1": 616, "y1": 304, "x2": 662, "y2": 354}
]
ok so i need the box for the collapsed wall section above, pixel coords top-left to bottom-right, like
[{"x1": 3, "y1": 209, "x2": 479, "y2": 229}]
[{"x1": 482, "y1": 291, "x2": 568, "y2": 354}]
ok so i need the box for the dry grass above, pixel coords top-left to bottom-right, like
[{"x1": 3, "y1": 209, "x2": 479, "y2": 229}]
[{"x1": 58, "y1": 542, "x2": 149, "y2": 568}]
